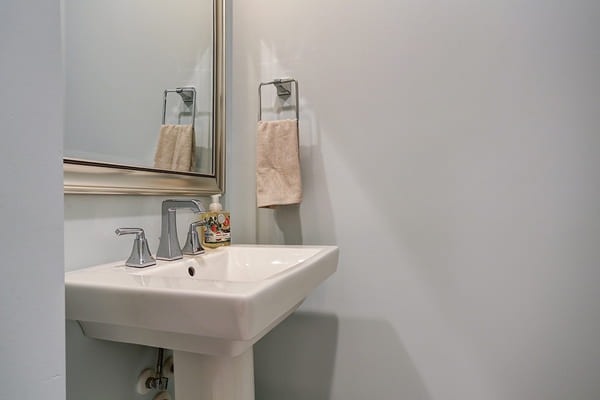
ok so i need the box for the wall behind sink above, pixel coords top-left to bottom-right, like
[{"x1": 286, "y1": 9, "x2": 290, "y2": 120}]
[{"x1": 230, "y1": 1, "x2": 600, "y2": 400}]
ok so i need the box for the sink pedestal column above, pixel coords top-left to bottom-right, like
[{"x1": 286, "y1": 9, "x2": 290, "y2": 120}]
[{"x1": 173, "y1": 349, "x2": 254, "y2": 400}]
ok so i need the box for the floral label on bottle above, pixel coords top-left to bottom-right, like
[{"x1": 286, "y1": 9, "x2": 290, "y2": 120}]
[{"x1": 203, "y1": 213, "x2": 231, "y2": 244}]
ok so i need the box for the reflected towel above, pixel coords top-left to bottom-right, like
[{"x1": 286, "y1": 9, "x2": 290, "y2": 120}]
[
  {"x1": 153, "y1": 124, "x2": 196, "y2": 172},
  {"x1": 256, "y1": 119, "x2": 302, "y2": 209}
]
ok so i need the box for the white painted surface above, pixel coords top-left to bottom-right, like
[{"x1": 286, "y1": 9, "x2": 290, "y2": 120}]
[
  {"x1": 231, "y1": 1, "x2": 600, "y2": 399},
  {"x1": 0, "y1": 1, "x2": 65, "y2": 398},
  {"x1": 174, "y1": 349, "x2": 254, "y2": 400}
]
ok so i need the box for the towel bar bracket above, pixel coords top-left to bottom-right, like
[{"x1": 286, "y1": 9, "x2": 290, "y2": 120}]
[
  {"x1": 175, "y1": 88, "x2": 195, "y2": 104},
  {"x1": 274, "y1": 81, "x2": 292, "y2": 98}
]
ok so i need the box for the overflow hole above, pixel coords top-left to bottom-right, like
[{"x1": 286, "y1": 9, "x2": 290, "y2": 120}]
[{"x1": 188, "y1": 266, "x2": 195, "y2": 277}]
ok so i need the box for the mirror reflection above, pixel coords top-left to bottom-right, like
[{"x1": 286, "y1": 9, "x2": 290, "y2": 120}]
[{"x1": 62, "y1": 0, "x2": 214, "y2": 175}]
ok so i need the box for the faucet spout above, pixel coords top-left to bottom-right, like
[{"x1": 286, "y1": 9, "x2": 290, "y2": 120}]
[
  {"x1": 161, "y1": 199, "x2": 206, "y2": 215},
  {"x1": 157, "y1": 199, "x2": 207, "y2": 261}
]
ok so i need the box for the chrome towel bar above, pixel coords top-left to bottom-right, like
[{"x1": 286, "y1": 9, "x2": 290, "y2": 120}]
[
  {"x1": 162, "y1": 87, "x2": 196, "y2": 129},
  {"x1": 258, "y1": 78, "x2": 299, "y2": 121}
]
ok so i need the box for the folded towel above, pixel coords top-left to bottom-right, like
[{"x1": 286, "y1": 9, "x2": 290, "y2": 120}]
[
  {"x1": 153, "y1": 124, "x2": 196, "y2": 172},
  {"x1": 256, "y1": 119, "x2": 302, "y2": 209}
]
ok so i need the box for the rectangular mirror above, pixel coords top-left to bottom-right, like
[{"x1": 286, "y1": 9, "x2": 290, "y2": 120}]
[{"x1": 63, "y1": 0, "x2": 225, "y2": 195}]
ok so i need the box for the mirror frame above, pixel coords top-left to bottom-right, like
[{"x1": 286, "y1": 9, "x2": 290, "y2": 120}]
[{"x1": 64, "y1": 0, "x2": 225, "y2": 195}]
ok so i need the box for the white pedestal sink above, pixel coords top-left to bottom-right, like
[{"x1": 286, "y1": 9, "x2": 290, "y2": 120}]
[{"x1": 65, "y1": 245, "x2": 338, "y2": 399}]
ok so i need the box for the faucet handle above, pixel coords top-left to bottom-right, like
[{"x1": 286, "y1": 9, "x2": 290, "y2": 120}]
[
  {"x1": 115, "y1": 228, "x2": 145, "y2": 237},
  {"x1": 115, "y1": 228, "x2": 156, "y2": 268},
  {"x1": 182, "y1": 220, "x2": 207, "y2": 255}
]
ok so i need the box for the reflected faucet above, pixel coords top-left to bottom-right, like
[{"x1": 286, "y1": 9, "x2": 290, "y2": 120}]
[{"x1": 156, "y1": 199, "x2": 206, "y2": 261}]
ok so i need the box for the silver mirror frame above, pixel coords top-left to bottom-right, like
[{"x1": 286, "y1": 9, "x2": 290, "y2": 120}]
[{"x1": 64, "y1": 0, "x2": 225, "y2": 195}]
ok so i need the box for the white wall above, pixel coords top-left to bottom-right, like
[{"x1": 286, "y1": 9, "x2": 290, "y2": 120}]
[
  {"x1": 230, "y1": 1, "x2": 600, "y2": 399},
  {"x1": 0, "y1": 1, "x2": 65, "y2": 398}
]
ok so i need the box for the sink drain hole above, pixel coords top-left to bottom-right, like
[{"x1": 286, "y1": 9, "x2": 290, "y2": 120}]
[{"x1": 188, "y1": 266, "x2": 195, "y2": 277}]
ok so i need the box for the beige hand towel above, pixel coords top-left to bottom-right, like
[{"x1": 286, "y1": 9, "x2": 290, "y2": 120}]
[
  {"x1": 256, "y1": 119, "x2": 302, "y2": 209},
  {"x1": 153, "y1": 124, "x2": 196, "y2": 172}
]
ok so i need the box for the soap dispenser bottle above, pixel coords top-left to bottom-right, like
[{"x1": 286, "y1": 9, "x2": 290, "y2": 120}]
[{"x1": 201, "y1": 194, "x2": 231, "y2": 248}]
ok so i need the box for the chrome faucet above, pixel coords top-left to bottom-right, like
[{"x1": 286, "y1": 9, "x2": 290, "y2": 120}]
[
  {"x1": 156, "y1": 199, "x2": 206, "y2": 261},
  {"x1": 115, "y1": 228, "x2": 156, "y2": 268},
  {"x1": 182, "y1": 220, "x2": 207, "y2": 255}
]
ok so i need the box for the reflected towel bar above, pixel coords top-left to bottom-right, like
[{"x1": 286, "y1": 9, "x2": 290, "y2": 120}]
[
  {"x1": 162, "y1": 87, "x2": 197, "y2": 129},
  {"x1": 258, "y1": 78, "x2": 299, "y2": 121}
]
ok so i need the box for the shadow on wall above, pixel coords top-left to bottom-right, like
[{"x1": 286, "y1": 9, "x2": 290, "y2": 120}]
[
  {"x1": 66, "y1": 321, "x2": 170, "y2": 400},
  {"x1": 254, "y1": 311, "x2": 339, "y2": 400},
  {"x1": 254, "y1": 312, "x2": 431, "y2": 400},
  {"x1": 272, "y1": 204, "x2": 303, "y2": 244}
]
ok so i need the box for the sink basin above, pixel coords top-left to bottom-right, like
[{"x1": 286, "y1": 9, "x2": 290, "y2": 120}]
[
  {"x1": 148, "y1": 245, "x2": 326, "y2": 282},
  {"x1": 65, "y1": 245, "x2": 338, "y2": 356},
  {"x1": 66, "y1": 244, "x2": 338, "y2": 399}
]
